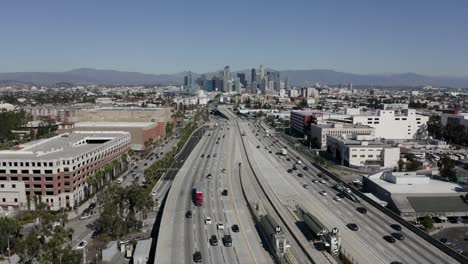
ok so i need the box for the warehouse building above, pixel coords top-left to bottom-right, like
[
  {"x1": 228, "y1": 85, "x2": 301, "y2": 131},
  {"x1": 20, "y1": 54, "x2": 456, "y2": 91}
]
[{"x1": 363, "y1": 171, "x2": 468, "y2": 220}]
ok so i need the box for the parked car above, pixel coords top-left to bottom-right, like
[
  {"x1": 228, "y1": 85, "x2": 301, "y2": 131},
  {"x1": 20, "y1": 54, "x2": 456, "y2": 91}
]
[{"x1": 75, "y1": 241, "x2": 87, "y2": 250}]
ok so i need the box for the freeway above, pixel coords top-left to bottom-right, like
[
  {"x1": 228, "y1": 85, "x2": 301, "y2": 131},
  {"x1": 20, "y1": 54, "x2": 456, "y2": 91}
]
[
  {"x1": 155, "y1": 116, "x2": 273, "y2": 264},
  {"x1": 234, "y1": 111, "x2": 459, "y2": 264}
]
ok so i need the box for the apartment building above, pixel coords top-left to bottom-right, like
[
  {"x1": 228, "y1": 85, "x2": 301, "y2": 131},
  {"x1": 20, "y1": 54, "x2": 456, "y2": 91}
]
[{"x1": 0, "y1": 131, "x2": 131, "y2": 211}]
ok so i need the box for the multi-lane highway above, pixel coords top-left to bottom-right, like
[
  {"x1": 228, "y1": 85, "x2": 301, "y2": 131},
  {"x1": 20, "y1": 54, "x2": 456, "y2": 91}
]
[
  {"x1": 230, "y1": 106, "x2": 459, "y2": 264},
  {"x1": 155, "y1": 116, "x2": 273, "y2": 264}
]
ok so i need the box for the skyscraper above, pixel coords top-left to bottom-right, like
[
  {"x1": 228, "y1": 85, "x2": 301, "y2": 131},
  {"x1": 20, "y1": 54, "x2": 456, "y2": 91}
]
[
  {"x1": 237, "y1": 73, "x2": 247, "y2": 87},
  {"x1": 223, "y1": 66, "x2": 231, "y2": 92},
  {"x1": 251, "y1": 68, "x2": 256, "y2": 84}
]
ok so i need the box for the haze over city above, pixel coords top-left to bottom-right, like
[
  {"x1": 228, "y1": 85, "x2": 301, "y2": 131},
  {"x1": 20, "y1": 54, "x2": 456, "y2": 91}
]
[{"x1": 1, "y1": 0, "x2": 467, "y2": 76}]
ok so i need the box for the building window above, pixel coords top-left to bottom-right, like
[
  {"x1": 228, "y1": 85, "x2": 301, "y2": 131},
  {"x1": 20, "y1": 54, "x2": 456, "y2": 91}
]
[
  {"x1": 21, "y1": 170, "x2": 29, "y2": 174},
  {"x1": 12, "y1": 184, "x2": 16, "y2": 188},
  {"x1": 14, "y1": 198, "x2": 18, "y2": 203},
  {"x1": 368, "y1": 155, "x2": 373, "y2": 158},
  {"x1": 360, "y1": 155, "x2": 365, "y2": 157},
  {"x1": 0, "y1": 184, "x2": 4, "y2": 188},
  {"x1": 352, "y1": 155, "x2": 357, "y2": 157},
  {"x1": 10, "y1": 170, "x2": 17, "y2": 174},
  {"x1": 2, "y1": 198, "x2": 5, "y2": 202}
]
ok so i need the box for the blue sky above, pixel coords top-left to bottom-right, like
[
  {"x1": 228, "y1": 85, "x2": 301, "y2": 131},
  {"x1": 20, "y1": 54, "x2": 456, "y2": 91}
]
[{"x1": 1, "y1": 0, "x2": 467, "y2": 76}]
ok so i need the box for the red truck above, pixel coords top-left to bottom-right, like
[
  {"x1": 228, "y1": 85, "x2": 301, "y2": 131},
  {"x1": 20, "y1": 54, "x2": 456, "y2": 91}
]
[{"x1": 193, "y1": 186, "x2": 204, "y2": 206}]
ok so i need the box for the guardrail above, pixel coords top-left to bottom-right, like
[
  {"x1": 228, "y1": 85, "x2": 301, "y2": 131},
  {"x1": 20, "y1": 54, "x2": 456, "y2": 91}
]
[{"x1": 313, "y1": 163, "x2": 468, "y2": 264}]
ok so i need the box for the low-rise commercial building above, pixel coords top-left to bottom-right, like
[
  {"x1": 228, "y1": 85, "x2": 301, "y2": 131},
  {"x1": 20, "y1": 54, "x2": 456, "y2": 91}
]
[
  {"x1": 0, "y1": 131, "x2": 131, "y2": 211},
  {"x1": 363, "y1": 171, "x2": 468, "y2": 220},
  {"x1": 59, "y1": 122, "x2": 166, "y2": 151},
  {"x1": 326, "y1": 134, "x2": 400, "y2": 168},
  {"x1": 441, "y1": 110, "x2": 468, "y2": 132},
  {"x1": 310, "y1": 123, "x2": 375, "y2": 149}
]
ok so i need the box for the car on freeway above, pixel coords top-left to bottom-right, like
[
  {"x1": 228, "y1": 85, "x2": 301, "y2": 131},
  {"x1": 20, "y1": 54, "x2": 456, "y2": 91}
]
[
  {"x1": 319, "y1": 191, "x2": 328, "y2": 196},
  {"x1": 384, "y1": 235, "x2": 396, "y2": 243},
  {"x1": 297, "y1": 173, "x2": 303, "y2": 177},
  {"x1": 232, "y1": 224, "x2": 239, "y2": 233},
  {"x1": 223, "y1": 235, "x2": 233, "y2": 247},
  {"x1": 357, "y1": 207, "x2": 368, "y2": 214},
  {"x1": 205, "y1": 217, "x2": 212, "y2": 225},
  {"x1": 392, "y1": 233, "x2": 405, "y2": 240},
  {"x1": 269, "y1": 150, "x2": 272, "y2": 153},
  {"x1": 292, "y1": 166, "x2": 298, "y2": 170},
  {"x1": 207, "y1": 154, "x2": 211, "y2": 158},
  {"x1": 186, "y1": 211, "x2": 192, "y2": 218},
  {"x1": 210, "y1": 235, "x2": 218, "y2": 246},
  {"x1": 287, "y1": 169, "x2": 293, "y2": 173},
  {"x1": 333, "y1": 196, "x2": 342, "y2": 202},
  {"x1": 256, "y1": 145, "x2": 260, "y2": 148},
  {"x1": 303, "y1": 166, "x2": 308, "y2": 170},
  {"x1": 217, "y1": 223, "x2": 225, "y2": 230},
  {"x1": 319, "y1": 180, "x2": 326, "y2": 184},
  {"x1": 151, "y1": 191, "x2": 157, "y2": 196},
  {"x1": 222, "y1": 168, "x2": 226, "y2": 173},
  {"x1": 80, "y1": 214, "x2": 91, "y2": 220},
  {"x1": 75, "y1": 241, "x2": 87, "y2": 250},
  {"x1": 207, "y1": 173, "x2": 212, "y2": 179},
  {"x1": 213, "y1": 153, "x2": 217, "y2": 157},
  {"x1": 201, "y1": 154, "x2": 204, "y2": 158},
  {"x1": 303, "y1": 184, "x2": 310, "y2": 189},
  {"x1": 193, "y1": 251, "x2": 202, "y2": 262},
  {"x1": 390, "y1": 224, "x2": 402, "y2": 231},
  {"x1": 286, "y1": 158, "x2": 291, "y2": 161},
  {"x1": 347, "y1": 223, "x2": 359, "y2": 231},
  {"x1": 312, "y1": 179, "x2": 318, "y2": 183}
]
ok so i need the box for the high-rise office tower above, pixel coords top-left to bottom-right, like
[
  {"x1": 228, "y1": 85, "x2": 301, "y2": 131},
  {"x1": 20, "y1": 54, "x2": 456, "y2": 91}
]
[
  {"x1": 234, "y1": 78, "x2": 241, "y2": 93},
  {"x1": 223, "y1": 66, "x2": 231, "y2": 92},
  {"x1": 251, "y1": 68, "x2": 256, "y2": 84},
  {"x1": 237, "y1": 73, "x2": 247, "y2": 87}
]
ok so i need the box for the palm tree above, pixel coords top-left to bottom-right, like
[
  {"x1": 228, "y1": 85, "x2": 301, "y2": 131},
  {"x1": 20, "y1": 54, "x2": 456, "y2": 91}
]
[
  {"x1": 86, "y1": 176, "x2": 96, "y2": 195},
  {"x1": 104, "y1": 164, "x2": 113, "y2": 181},
  {"x1": 95, "y1": 170, "x2": 105, "y2": 190},
  {"x1": 111, "y1": 159, "x2": 120, "y2": 177}
]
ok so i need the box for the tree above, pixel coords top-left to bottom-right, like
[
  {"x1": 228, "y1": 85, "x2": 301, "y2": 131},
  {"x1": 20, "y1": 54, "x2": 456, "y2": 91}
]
[
  {"x1": 95, "y1": 184, "x2": 153, "y2": 238},
  {"x1": 421, "y1": 215, "x2": 434, "y2": 231},
  {"x1": 440, "y1": 155, "x2": 457, "y2": 181},
  {"x1": 0, "y1": 217, "x2": 20, "y2": 255},
  {"x1": 406, "y1": 154, "x2": 423, "y2": 171},
  {"x1": 398, "y1": 159, "x2": 405, "y2": 172}
]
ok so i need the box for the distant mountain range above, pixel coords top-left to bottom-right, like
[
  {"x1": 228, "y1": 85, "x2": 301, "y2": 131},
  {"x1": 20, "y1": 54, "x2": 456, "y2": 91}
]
[{"x1": 0, "y1": 68, "x2": 467, "y2": 88}]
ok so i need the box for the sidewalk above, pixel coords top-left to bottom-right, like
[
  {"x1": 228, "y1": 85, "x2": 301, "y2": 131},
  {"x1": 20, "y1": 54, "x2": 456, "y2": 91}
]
[{"x1": 67, "y1": 197, "x2": 97, "y2": 220}]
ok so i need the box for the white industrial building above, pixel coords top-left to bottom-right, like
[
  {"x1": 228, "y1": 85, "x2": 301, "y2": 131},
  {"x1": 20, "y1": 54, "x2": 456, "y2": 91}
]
[
  {"x1": 363, "y1": 171, "x2": 468, "y2": 220},
  {"x1": 326, "y1": 134, "x2": 400, "y2": 168},
  {"x1": 310, "y1": 123, "x2": 375, "y2": 149},
  {"x1": 351, "y1": 109, "x2": 428, "y2": 139}
]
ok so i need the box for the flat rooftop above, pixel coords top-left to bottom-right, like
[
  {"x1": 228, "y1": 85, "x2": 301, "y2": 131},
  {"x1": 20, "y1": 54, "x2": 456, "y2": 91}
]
[
  {"x1": 0, "y1": 132, "x2": 128, "y2": 160},
  {"x1": 90, "y1": 107, "x2": 163, "y2": 112},
  {"x1": 312, "y1": 123, "x2": 373, "y2": 129},
  {"x1": 408, "y1": 196, "x2": 468, "y2": 213},
  {"x1": 368, "y1": 172, "x2": 468, "y2": 195},
  {"x1": 75, "y1": 122, "x2": 155, "y2": 128}
]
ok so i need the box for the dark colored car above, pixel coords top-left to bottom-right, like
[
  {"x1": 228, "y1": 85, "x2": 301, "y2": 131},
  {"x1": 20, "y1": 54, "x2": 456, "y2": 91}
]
[
  {"x1": 286, "y1": 158, "x2": 291, "y2": 161},
  {"x1": 384, "y1": 235, "x2": 396, "y2": 243},
  {"x1": 201, "y1": 154, "x2": 204, "y2": 158},
  {"x1": 207, "y1": 155, "x2": 211, "y2": 158},
  {"x1": 390, "y1": 224, "x2": 402, "y2": 231},
  {"x1": 257, "y1": 145, "x2": 260, "y2": 148},
  {"x1": 222, "y1": 189, "x2": 228, "y2": 196},
  {"x1": 269, "y1": 150, "x2": 272, "y2": 153},
  {"x1": 292, "y1": 166, "x2": 298, "y2": 170},
  {"x1": 287, "y1": 169, "x2": 293, "y2": 173},
  {"x1": 357, "y1": 207, "x2": 368, "y2": 214},
  {"x1": 232, "y1": 224, "x2": 239, "y2": 233},
  {"x1": 193, "y1": 251, "x2": 202, "y2": 262},
  {"x1": 347, "y1": 223, "x2": 359, "y2": 231},
  {"x1": 303, "y1": 166, "x2": 308, "y2": 170},
  {"x1": 210, "y1": 235, "x2": 218, "y2": 246},
  {"x1": 186, "y1": 211, "x2": 192, "y2": 218},
  {"x1": 297, "y1": 173, "x2": 303, "y2": 177},
  {"x1": 392, "y1": 233, "x2": 405, "y2": 240},
  {"x1": 223, "y1": 235, "x2": 233, "y2": 247},
  {"x1": 88, "y1": 203, "x2": 96, "y2": 210}
]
